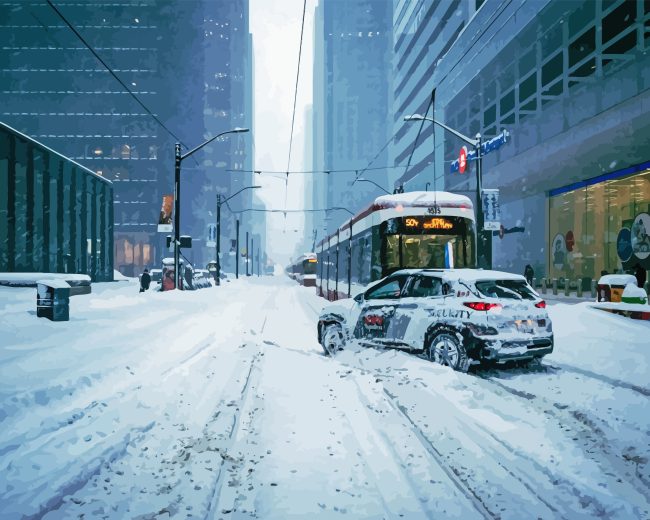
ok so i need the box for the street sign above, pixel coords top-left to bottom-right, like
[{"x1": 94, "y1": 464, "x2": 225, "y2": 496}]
[
  {"x1": 458, "y1": 146, "x2": 467, "y2": 174},
  {"x1": 450, "y1": 129, "x2": 511, "y2": 173},
  {"x1": 481, "y1": 189, "x2": 501, "y2": 231}
]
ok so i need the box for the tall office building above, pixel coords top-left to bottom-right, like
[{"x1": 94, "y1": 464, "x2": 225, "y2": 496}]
[
  {"x1": 393, "y1": 0, "x2": 650, "y2": 281},
  {"x1": 390, "y1": 0, "x2": 472, "y2": 192},
  {"x1": 312, "y1": 0, "x2": 393, "y2": 236},
  {"x1": 0, "y1": 0, "x2": 255, "y2": 276}
]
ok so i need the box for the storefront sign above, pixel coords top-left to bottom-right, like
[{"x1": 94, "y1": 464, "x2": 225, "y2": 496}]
[
  {"x1": 552, "y1": 233, "x2": 566, "y2": 270},
  {"x1": 631, "y1": 212, "x2": 650, "y2": 260},
  {"x1": 565, "y1": 230, "x2": 575, "y2": 252},
  {"x1": 449, "y1": 129, "x2": 511, "y2": 173},
  {"x1": 616, "y1": 227, "x2": 633, "y2": 262}
]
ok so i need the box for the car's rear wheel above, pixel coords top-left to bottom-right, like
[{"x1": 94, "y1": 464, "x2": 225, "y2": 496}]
[
  {"x1": 321, "y1": 323, "x2": 344, "y2": 356},
  {"x1": 426, "y1": 331, "x2": 470, "y2": 372}
]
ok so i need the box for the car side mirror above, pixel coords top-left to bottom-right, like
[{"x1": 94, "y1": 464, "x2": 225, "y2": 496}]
[{"x1": 353, "y1": 293, "x2": 364, "y2": 304}]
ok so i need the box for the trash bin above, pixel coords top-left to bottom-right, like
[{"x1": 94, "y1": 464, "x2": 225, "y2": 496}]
[
  {"x1": 596, "y1": 274, "x2": 637, "y2": 303},
  {"x1": 36, "y1": 279, "x2": 70, "y2": 321}
]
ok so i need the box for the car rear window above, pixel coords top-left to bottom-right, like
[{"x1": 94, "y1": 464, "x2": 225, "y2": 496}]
[{"x1": 475, "y1": 279, "x2": 536, "y2": 300}]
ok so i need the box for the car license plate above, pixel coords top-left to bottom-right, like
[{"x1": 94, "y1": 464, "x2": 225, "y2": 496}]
[{"x1": 515, "y1": 319, "x2": 534, "y2": 334}]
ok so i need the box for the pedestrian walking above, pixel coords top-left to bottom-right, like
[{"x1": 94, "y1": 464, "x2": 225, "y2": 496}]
[
  {"x1": 524, "y1": 264, "x2": 534, "y2": 286},
  {"x1": 634, "y1": 263, "x2": 646, "y2": 289},
  {"x1": 140, "y1": 268, "x2": 151, "y2": 292}
]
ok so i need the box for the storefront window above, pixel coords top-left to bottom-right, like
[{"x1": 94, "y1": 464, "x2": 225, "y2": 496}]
[{"x1": 549, "y1": 169, "x2": 650, "y2": 282}]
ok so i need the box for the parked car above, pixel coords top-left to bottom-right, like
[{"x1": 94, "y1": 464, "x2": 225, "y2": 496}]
[{"x1": 317, "y1": 268, "x2": 553, "y2": 371}]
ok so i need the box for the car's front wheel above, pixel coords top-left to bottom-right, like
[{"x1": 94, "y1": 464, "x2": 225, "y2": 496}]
[
  {"x1": 321, "y1": 323, "x2": 344, "y2": 356},
  {"x1": 426, "y1": 331, "x2": 470, "y2": 372}
]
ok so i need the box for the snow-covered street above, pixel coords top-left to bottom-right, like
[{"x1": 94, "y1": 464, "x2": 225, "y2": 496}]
[{"x1": 1, "y1": 276, "x2": 649, "y2": 519}]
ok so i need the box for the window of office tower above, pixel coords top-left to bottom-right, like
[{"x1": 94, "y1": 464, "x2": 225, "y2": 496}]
[{"x1": 548, "y1": 169, "x2": 650, "y2": 283}]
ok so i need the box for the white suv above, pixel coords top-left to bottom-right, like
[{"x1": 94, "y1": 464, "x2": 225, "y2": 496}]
[{"x1": 317, "y1": 269, "x2": 553, "y2": 371}]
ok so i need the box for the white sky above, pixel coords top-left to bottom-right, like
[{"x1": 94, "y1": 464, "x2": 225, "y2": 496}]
[{"x1": 250, "y1": 0, "x2": 318, "y2": 265}]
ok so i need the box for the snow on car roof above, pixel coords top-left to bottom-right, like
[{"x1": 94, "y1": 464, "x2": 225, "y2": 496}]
[{"x1": 390, "y1": 268, "x2": 526, "y2": 281}]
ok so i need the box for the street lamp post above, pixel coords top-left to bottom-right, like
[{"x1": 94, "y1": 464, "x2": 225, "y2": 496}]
[
  {"x1": 404, "y1": 114, "x2": 486, "y2": 267},
  {"x1": 235, "y1": 218, "x2": 240, "y2": 279},
  {"x1": 173, "y1": 127, "x2": 249, "y2": 290},
  {"x1": 215, "y1": 185, "x2": 260, "y2": 285}
]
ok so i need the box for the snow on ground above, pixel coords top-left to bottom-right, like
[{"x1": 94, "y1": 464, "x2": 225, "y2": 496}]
[{"x1": 0, "y1": 277, "x2": 648, "y2": 519}]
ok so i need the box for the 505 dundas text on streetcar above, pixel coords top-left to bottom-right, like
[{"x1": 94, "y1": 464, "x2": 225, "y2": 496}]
[
  {"x1": 316, "y1": 191, "x2": 476, "y2": 300},
  {"x1": 286, "y1": 253, "x2": 318, "y2": 287}
]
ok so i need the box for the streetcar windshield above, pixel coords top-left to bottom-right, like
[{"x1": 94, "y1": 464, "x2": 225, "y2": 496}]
[
  {"x1": 383, "y1": 217, "x2": 475, "y2": 273},
  {"x1": 303, "y1": 259, "x2": 317, "y2": 275}
]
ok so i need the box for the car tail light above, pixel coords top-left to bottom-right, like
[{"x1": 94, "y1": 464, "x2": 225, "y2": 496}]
[
  {"x1": 535, "y1": 300, "x2": 546, "y2": 308},
  {"x1": 364, "y1": 315, "x2": 384, "y2": 326},
  {"x1": 463, "y1": 302, "x2": 502, "y2": 311}
]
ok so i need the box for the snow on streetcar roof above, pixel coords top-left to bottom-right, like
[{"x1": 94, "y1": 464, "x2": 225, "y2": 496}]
[{"x1": 374, "y1": 191, "x2": 473, "y2": 208}]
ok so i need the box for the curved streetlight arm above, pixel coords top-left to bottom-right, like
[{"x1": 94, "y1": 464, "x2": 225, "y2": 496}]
[
  {"x1": 404, "y1": 115, "x2": 477, "y2": 147},
  {"x1": 223, "y1": 185, "x2": 261, "y2": 204},
  {"x1": 181, "y1": 127, "x2": 250, "y2": 161},
  {"x1": 356, "y1": 177, "x2": 391, "y2": 195},
  {"x1": 329, "y1": 206, "x2": 355, "y2": 216}
]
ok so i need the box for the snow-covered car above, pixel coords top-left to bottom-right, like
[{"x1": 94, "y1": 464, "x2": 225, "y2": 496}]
[{"x1": 317, "y1": 269, "x2": 553, "y2": 371}]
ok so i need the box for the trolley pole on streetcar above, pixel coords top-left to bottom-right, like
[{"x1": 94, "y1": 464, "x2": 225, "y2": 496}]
[
  {"x1": 404, "y1": 115, "x2": 488, "y2": 268},
  {"x1": 172, "y1": 127, "x2": 249, "y2": 290}
]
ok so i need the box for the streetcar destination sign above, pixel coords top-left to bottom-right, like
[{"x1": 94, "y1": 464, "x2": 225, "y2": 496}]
[{"x1": 450, "y1": 129, "x2": 511, "y2": 173}]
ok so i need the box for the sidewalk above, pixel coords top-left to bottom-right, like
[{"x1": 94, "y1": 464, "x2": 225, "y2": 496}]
[{"x1": 542, "y1": 292, "x2": 595, "y2": 305}]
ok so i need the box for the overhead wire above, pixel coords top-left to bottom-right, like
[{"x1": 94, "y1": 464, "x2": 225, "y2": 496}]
[
  {"x1": 228, "y1": 164, "x2": 408, "y2": 175},
  {"x1": 284, "y1": 0, "x2": 308, "y2": 215}
]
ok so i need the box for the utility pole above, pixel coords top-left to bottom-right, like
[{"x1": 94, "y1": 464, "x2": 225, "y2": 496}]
[
  {"x1": 216, "y1": 194, "x2": 221, "y2": 285},
  {"x1": 246, "y1": 231, "x2": 250, "y2": 276},
  {"x1": 236, "y1": 219, "x2": 240, "y2": 279},
  {"x1": 174, "y1": 143, "x2": 181, "y2": 289}
]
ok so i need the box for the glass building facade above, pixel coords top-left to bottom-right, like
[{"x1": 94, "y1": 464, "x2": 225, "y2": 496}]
[
  {"x1": 0, "y1": 1, "x2": 256, "y2": 277},
  {"x1": 0, "y1": 122, "x2": 114, "y2": 281},
  {"x1": 394, "y1": 0, "x2": 650, "y2": 282}
]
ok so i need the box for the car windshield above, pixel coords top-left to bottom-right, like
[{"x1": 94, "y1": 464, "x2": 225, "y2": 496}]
[{"x1": 475, "y1": 279, "x2": 536, "y2": 300}]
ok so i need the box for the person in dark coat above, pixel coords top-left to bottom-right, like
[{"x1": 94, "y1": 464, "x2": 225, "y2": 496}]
[
  {"x1": 140, "y1": 268, "x2": 151, "y2": 292},
  {"x1": 524, "y1": 264, "x2": 534, "y2": 286},
  {"x1": 634, "y1": 263, "x2": 647, "y2": 289}
]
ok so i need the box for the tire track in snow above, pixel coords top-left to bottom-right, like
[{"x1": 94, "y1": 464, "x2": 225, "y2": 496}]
[
  {"x1": 474, "y1": 370, "x2": 650, "y2": 503},
  {"x1": 203, "y1": 317, "x2": 267, "y2": 520},
  {"x1": 346, "y1": 376, "x2": 490, "y2": 519},
  {"x1": 545, "y1": 362, "x2": 650, "y2": 397}
]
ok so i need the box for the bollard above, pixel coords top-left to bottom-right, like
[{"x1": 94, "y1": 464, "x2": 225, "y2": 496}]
[
  {"x1": 541, "y1": 278, "x2": 547, "y2": 294},
  {"x1": 591, "y1": 280, "x2": 597, "y2": 299},
  {"x1": 576, "y1": 279, "x2": 583, "y2": 298},
  {"x1": 552, "y1": 278, "x2": 558, "y2": 296},
  {"x1": 564, "y1": 279, "x2": 571, "y2": 296}
]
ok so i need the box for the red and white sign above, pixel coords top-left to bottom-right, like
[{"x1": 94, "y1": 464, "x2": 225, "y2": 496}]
[{"x1": 458, "y1": 146, "x2": 468, "y2": 174}]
